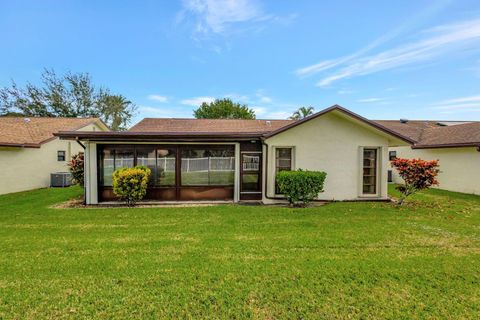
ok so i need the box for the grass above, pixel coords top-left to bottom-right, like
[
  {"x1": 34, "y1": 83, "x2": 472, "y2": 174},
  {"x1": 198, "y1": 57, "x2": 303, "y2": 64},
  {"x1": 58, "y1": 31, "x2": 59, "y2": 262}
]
[{"x1": 0, "y1": 186, "x2": 479, "y2": 319}]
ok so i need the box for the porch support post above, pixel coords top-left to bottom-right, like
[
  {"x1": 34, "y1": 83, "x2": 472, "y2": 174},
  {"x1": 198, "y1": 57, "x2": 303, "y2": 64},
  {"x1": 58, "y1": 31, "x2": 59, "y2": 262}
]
[
  {"x1": 84, "y1": 141, "x2": 98, "y2": 204},
  {"x1": 234, "y1": 142, "x2": 240, "y2": 202}
]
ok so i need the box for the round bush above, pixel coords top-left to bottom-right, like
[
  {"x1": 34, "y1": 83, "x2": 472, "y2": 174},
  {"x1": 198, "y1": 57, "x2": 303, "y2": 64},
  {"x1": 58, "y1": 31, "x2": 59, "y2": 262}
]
[
  {"x1": 112, "y1": 166, "x2": 151, "y2": 206},
  {"x1": 276, "y1": 169, "x2": 327, "y2": 207}
]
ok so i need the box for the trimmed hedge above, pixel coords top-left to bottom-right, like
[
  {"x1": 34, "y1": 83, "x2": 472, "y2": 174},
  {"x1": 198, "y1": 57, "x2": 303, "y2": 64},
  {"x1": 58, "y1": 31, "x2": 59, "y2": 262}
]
[
  {"x1": 276, "y1": 169, "x2": 327, "y2": 207},
  {"x1": 112, "y1": 166, "x2": 151, "y2": 206}
]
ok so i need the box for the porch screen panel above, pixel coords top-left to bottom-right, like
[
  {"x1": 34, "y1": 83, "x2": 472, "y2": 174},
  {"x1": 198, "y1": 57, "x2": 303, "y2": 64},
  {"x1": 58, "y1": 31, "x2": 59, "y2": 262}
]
[
  {"x1": 136, "y1": 147, "x2": 156, "y2": 185},
  {"x1": 363, "y1": 148, "x2": 377, "y2": 194},
  {"x1": 102, "y1": 148, "x2": 115, "y2": 186},
  {"x1": 100, "y1": 146, "x2": 134, "y2": 187},
  {"x1": 181, "y1": 147, "x2": 235, "y2": 186},
  {"x1": 156, "y1": 148, "x2": 176, "y2": 186}
]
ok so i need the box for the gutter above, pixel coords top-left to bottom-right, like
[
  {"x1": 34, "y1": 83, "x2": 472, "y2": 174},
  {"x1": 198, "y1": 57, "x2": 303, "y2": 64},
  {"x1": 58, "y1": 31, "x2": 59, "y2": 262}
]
[{"x1": 412, "y1": 142, "x2": 480, "y2": 149}]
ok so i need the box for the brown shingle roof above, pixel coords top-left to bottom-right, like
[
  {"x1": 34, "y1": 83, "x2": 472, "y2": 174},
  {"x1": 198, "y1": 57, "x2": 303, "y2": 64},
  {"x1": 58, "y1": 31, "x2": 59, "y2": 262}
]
[
  {"x1": 129, "y1": 118, "x2": 295, "y2": 134},
  {"x1": 374, "y1": 120, "x2": 480, "y2": 148},
  {"x1": 0, "y1": 117, "x2": 101, "y2": 148}
]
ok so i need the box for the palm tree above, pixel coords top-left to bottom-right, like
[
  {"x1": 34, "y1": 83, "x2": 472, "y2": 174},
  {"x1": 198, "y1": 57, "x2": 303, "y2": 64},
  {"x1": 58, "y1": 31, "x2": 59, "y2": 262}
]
[
  {"x1": 99, "y1": 94, "x2": 136, "y2": 131},
  {"x1": 290, "y1": 106, "x2": 314, "y2": 120}
]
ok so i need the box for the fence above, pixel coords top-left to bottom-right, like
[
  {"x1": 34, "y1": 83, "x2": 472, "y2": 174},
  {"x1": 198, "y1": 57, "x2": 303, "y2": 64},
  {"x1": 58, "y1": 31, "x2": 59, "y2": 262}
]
[{"x1": 104, "y1": 157, "x2": 235, "y2": 173}]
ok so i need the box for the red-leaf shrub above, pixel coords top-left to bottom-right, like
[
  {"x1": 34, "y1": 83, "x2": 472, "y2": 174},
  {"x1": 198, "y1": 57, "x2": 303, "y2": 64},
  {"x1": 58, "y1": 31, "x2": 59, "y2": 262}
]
[
  {"x1": 391, "y1": 158, "x2": 440, "y2": 205},
  {"x1": 68, "y1": 153, "x2": 84, "y2": 186}
]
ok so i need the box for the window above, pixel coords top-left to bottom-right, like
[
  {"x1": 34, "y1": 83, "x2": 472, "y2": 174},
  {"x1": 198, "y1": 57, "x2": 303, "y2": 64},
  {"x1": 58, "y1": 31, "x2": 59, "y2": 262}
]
[
  {"x1": 389, "y1": 150, "x2": 397, "y2": 161},
  {"x1": 181, "y1": 147, "x2": 235, "y2": 186},
  {"x1": 136, "y1": 147, "x2": 156, "y2": 186},
  {"x1": 57, "y1": 150, "x2": 66, "y2": 161},
  {"x1": 363, "y1": 148, "x2": 378, "y2": 194},
  {"x1": 100, "y1": 147, "x2": 134, "y2": 187},
  {"x1": 156, "y1": 148, "x2": 176, "y2": 186},
  {"x1": 275, "y1": 147, "x2": 293, "y2": 193}
]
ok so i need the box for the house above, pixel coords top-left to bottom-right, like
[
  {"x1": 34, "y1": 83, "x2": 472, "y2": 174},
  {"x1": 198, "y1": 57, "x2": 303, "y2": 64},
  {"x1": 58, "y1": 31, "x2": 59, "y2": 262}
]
[
  {"x1": 375, "y1": 119, "x2": 480, "y2": 195},
  {"x1": 0, "y1": 117, "x2": 109, "y2": 195},
  {"x1": 56, "y1": 105, "x2": 414, "y2": 204}
]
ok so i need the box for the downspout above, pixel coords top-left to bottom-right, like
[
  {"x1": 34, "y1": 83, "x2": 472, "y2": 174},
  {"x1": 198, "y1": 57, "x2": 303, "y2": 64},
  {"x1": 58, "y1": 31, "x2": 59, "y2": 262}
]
[{"x1": 75, "y1": 138, "x2": 87, "y2": 205}]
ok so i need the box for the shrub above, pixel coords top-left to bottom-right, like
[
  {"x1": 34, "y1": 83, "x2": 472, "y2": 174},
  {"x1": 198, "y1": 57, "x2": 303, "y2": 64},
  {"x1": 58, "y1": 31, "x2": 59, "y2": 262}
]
[
  {"x1": 112, "y1": 166, "x2": 151, "y2": 206},
  {"x1": 276, "y1": 169, "x2": 327, "y2": 207},
  {"x1": 68, "y1": 153, "x2": 84, "y2": 186},
  {"x1": 391, "y1": 158, "x2": 440, "y2": 205}
]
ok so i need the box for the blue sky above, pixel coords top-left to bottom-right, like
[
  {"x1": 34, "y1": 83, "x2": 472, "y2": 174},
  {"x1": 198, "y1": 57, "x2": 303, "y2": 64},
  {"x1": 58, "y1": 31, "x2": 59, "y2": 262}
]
[{"x1": 1, "y1": 0, "x2": 480, "y2": 124}]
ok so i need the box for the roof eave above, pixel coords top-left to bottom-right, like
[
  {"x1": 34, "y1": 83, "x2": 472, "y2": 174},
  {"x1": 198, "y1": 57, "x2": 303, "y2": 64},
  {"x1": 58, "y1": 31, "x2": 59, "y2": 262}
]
[
  {"x1": 0, "y1": 142, "x2": 41, "y2": 148},
  {"x1": 412, "y1": 142, "x2": 480, "y2": 149},
  {"x1": 54, "y1": 131, "x2": 264, "y2": 142}
]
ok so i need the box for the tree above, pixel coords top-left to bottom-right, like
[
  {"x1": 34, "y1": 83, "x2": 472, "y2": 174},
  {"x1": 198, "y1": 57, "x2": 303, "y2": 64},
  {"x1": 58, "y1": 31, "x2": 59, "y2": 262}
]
[
  {"x1": 0, "y1": 69, "x2": 136, "y2": 130},
  {"x1": 98, "y1": 94, "x2": 135, "y2": 131},
  {"x1": 193, "y1": 98, "x2": 255, "y2": 119},
  {"x1": 290, "y1": 106, "x2": 314, "y2": 120},
  {"x1": 391, "y1": 158, "x2": 440, "y2": 205}
]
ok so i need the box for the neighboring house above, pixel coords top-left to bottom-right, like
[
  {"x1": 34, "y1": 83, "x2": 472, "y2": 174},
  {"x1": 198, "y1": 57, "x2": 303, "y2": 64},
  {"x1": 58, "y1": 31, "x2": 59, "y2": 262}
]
[
  {"x1": 375, "y1": 119, "x2": 480, "y2": 195},
  {"x1": 0, "y1": 117, "x2": 109, "y2": 195},
  {"x1": 56, "y1": 105, "x2": 413, "y2": 204}
]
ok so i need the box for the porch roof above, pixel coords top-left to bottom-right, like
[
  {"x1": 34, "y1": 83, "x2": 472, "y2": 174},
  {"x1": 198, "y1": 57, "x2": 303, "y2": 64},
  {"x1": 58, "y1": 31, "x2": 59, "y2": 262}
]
[{"x1": 53, "y1": 130, "x2": 264, "y2": 142}]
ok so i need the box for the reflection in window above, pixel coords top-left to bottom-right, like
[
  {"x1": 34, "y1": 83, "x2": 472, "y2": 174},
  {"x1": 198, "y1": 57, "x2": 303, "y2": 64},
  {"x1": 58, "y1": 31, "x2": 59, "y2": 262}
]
[
  {"x1": 156, "y1": 149, "x2": 176, "y2": 186},
  {"x1": 114, "y1": 148, "x2": 134, "y2": 169},
  {"x1": 102, "y1": 149, "x2": 114, "y2": 186},
  {"x1": 101, "y1": 147, "x2": 134, "y2": 187},
  {"x1": 181, "y1": 148, "x2": 235, "y2": 186},
  {"x1": 136, "y1": 148, "x2": 156, "y2": 185}
]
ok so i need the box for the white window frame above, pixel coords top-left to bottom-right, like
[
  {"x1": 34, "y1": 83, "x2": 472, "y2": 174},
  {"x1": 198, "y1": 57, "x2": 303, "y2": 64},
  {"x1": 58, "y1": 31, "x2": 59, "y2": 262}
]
[
  {"x1": 272, "y1": 146, "x2": 295, "y2": 197},
  {"x1": 359, "y1": 146, "x2": 381, "y2": 198}
]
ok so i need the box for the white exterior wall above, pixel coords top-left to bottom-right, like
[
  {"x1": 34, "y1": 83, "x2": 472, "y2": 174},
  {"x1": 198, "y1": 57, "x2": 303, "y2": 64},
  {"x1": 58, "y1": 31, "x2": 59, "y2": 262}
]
[
  {"x1": 0, "y1": 122, "x2": 105, "y2": 195},
  {"x1": 263, "y1": 112, "x2": 392, "y2": 202},
  {"x1": 390, "y1": 146, "x2": 480, "y2": 195}
]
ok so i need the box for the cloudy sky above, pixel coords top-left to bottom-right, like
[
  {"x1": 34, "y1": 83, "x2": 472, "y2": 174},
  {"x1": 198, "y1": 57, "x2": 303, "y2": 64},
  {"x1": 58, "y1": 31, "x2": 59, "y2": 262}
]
[{"x1": 1, "y1": 0, "x2": 480, "y2": 123}]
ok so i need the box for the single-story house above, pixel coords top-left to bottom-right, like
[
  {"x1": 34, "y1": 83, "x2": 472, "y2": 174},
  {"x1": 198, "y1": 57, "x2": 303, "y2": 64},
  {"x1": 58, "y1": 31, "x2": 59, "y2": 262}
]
[
  {"x1": 56, "y1": 105, "x2": 414, "y2": 204},
  {"x1": 0, "y1": 117, "x2": 109, "y2": 195},
  {"x1": 375, "y1": 119, "x2": 480, "y2": 195}
]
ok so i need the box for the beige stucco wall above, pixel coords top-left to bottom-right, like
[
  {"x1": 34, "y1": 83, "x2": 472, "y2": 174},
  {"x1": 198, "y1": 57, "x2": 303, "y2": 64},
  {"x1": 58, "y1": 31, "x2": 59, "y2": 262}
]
[
  {"x1": 263, "y1": 112, "x2": 393, "y2": 202},
  {"x1": 0, "y1": 122, "x2": 106, "y2": 195},
  {"x1": 390, "y1": 146, "x2": 480, "y2": 195}
]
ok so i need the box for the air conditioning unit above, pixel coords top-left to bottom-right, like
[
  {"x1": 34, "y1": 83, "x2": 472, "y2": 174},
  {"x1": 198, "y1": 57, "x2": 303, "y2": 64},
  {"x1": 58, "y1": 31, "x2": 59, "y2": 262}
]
[{"x1": 51, "y1": 172, "x2": 73, "y2": 187}]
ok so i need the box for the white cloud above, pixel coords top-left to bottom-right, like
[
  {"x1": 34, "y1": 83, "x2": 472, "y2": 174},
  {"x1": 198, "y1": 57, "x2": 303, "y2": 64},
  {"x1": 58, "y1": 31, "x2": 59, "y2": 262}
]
[
  {"x1": 296, "y1": 0, "x2": 453, "y2": 78},
  {"x1": 337, "y1": 89, "x2": 354, "y2": 95},
  {"x1": 357, "y1": 98, "x2": 384, "y2": 103},
  {"x1": 181, "y1": 96, "x2": 216, "y2": 106},
  {"x1": 147, "y1": 94, "x2": 168, "y2": 103},
  {"x1": 314, "y1": 18, "x2": 480, "y2": 87},
  {"x1": 296, "y1": 17, "x2": 480, "y2": 87},
  {"x1": 255, "y1": 89, "x2": 273, "y2": 103},
  {"x1": 138, "y1": 106, "x2": 175, "y2": 117},
  {"x1": 179, "y1": 0, "x2": 266, "y2": 34},
  {"x1": 430, "y1": 95, "x2": 480, "y2": 112},
  {"x1": 259, "y1": 96, "x2": 272, "y2": 103},
  {"x1": 434, "y1": 95, "x2": 480, "y2": 105},
  {"x1": 252, "y1": 106, "x2": 266, "y2": 115},
  {"x1": 265, "y1": 111, "x2": 291, "y2": 119}
]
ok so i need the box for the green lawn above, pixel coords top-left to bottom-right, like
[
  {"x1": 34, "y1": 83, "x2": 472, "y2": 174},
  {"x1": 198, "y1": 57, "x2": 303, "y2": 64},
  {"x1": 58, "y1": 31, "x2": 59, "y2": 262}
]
[{"x1": 0, "y1": 186, "x2": 479, "y2": 319}]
